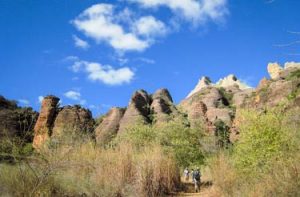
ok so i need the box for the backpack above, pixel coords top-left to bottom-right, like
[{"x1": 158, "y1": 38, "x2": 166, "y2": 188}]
[{"x1": 194, "y1": 171, "x2": 201, "y2": 181}]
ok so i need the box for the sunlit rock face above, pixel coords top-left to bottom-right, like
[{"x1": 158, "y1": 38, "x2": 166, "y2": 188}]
[
  {"x1": 216, "y1": 74, "x2": 250, "y2": 90},
  {"x1": 33, "y1": 96, "x2": 94, "y2": 149},
  {"x1": 187, "y1": 76, "x2": 212, "y2": 98},
  {"x1": 118, "y1": 90, "x2": 152, "y2": 133},
  {"x1": 95, "y1": 107, "x2": 125, "y2": 145},
  {"x1": 33, "y1": 96, "x2": 59, "y2": 149},
  {"x1": 150, "y1": 88, "x2": 178, "y2": 124},
  {"x1": 52, "y1": 105, "x2": 94, "y2": 137}
]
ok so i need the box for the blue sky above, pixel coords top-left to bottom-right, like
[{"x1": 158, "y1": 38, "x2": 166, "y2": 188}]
[{"x1": 0, "y1": 0, "x2": 300, "y2": 116}]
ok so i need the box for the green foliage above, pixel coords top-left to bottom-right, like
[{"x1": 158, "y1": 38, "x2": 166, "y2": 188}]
[
  {"x1": 218, "y1": 87, "x2": 234, "y2": 106},
  {"x1": 117, "y1": 119, "x2": 205, "y2": 167},
  {"x1": 214, "y1": 120, "x2": 231, "y2": 149},
  {"x1": 286, "y1": 69, "x2": 300, "y2": 81},
  {"x1": 209, "y1": 107, "x2": 300, "y2": 196},
  {"x1": 233, "y1": 109, "x2": 289, "y2": 176}
]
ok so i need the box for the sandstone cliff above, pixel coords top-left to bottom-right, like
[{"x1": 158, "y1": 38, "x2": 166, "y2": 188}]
[{"x1": 33, "y1": 96, "x2": 94, "y2": 149}]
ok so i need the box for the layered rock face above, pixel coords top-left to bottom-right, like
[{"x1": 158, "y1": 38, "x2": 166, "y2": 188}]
[
  {"x1": 151, "y1": 88, "x2": 178, "y2": 124},
  {"x1": 33, "y1": 96, "x2": 94, "y2": 149},
  {"x1": 0, "y1": 96, "x2": 37, "y2": 141},
  {"x1": 180, "y1": 73, "x2": 255, "y2": 135},
  {"x1": 95, "y1": 88, "x2": 179, "y2": 143},
  {"x1": 33, "y1": 96, "x2": 60, "y2": 149},
  {"x1": 118, "y1": 90, "x2": 152, "y2": 133},
  {"x1": 52, "y1": 105, "x2": 94, "y2": 137},
  {"x1": 95, "y1": 107, "x2": 125, "y2": 144}
]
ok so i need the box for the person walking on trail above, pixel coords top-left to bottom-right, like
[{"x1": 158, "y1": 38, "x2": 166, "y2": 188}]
[
  {"x1": 193, "y1": 168, "x2": 201, "y2": 192},
  {"x1": 183, "y1": 168, "x2": 189, "y2": 181},
  {"x1": 191, "y1": 169, "x2": 195, "y2": 183}
]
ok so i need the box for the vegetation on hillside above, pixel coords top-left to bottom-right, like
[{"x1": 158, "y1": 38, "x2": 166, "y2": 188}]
[{"x1": 209, "y1": 107, "x2": 300, "y2": 197}]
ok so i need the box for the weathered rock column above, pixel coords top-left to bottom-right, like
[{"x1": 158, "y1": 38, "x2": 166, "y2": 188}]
[{"x1": 33, "y1": 96, "x2": 59, "y2": 149}]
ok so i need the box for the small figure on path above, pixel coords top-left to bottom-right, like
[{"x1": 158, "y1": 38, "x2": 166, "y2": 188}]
[
  {"x1": 183, "y1": 167, "x2": 189, "y2": 181},
  {"x1": 193, "y1": 168, "x2": 201, "y2": 192},
  {"x1": 191, "y1": 169, "x2": 194, "y2": 183}
]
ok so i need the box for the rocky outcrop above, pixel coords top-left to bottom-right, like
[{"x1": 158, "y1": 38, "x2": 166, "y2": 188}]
[
  {"x1": 268, "y1": 63, "x2": 283, "y2": 80},
  {"x1": 118, "y1": 90, "x2": 152, "y2": 133},
  {"x1": 187, "y1": 77, "x2": 212, "y2": 98},
  {"x1": 216, "y1": 74, "x2": 250, "y2": 90},
  {"x1": 268, "y1": 62, "x2": 300, "y2": 80},
  {"x1": 33, "y1": 96, "x2": 94, "y2": 149},
  {"x1": 0, "y1": 96, "x2": 37, "y2": 141},
  {"x1": 33, "y1": 96, "x2": 59, "y2": 149},
  {"x1": 52, "y1": 105, "x2": 94, "y2": 137},
  {"x1": 95, "y1": 107, "x2": 125, "y2": 144},
  {"x1": 151, "y1": 88, "x2": 178, "y2": 124}
]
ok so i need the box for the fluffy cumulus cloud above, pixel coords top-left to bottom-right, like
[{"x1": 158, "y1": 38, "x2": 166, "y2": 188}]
[
  {"x1": 72, "y1": 4, "x2": 148, "y2": 52},
  {"x1": 127, "y1": 0, "x2": 228, "y2": 25},
  {"x1": 72, "y1": 4, "x2": 168, "y2": 52},
  {"x1": 73, "y1": 35, "x2": 90, "y2": 49},
  {"x1": 133, "y1": 16, "x2": 168, "y2": 37},
  {"x1": 71, "y1": 60, "x2": 135, "y2": 85},
  {"x1": 72, "y1": 1, "x2": 228, "y2": 52}
]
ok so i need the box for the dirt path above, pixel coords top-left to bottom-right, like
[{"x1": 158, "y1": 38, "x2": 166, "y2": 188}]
[{"x1": 175, "y1": 180, "x2": 213, "y2": 197}]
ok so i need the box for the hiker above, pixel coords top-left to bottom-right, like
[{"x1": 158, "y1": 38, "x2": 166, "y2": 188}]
[
  {"x1": 193, "y1": 168, "x2": 201, "y2": 192},
  {"x1": 191, "y1": 169, "x2": 194, "y2": 183},
  {"x1": 183, "y1": 168, "x2": 189, "y2": 181}
]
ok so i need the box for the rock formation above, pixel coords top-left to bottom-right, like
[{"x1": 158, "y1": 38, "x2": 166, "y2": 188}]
[
  {"x1": 33, "y1": 96, "x2": 59, "y2": 149},
  {"x1": 118, "y1": 90, "x2": 152, "y2": 133},
  {"x1": 268, "y1": 62, "x2": 300, "y2": 80},
  {"x1": 267, "y1": 63, "x2": 283, "y2": 80},
  {"x1": 216, "y1": 74, "x2": 250, "y2": 90},
  {"x1": 95, "y1": 107, "x2": 125, "y2": 144},
  {"x1": 33, "y1": 96, "x2": 94, "y2": 149},
  {"x1": 151, "y1": 88, "x2": 178, "y2": 124},
  {"x1": 187, "y1": 76, "x2": 212, "y2": 98},
  {"x1": 2, "y1": 61, "x2": 300, "y2": 147},
  {"x1": 52, "y1": 105, "x2": 94, "y2": 137}
]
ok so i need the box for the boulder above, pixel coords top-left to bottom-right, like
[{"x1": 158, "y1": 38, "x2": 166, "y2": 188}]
[
  {"x1": 95, "y1": 107, "x2": 125, "y2": 144},
  {"x1": 118, "y1": 90, "x2": 151, "y2": 133},
  {"x1": 33, "y1": 96, "x2": 59, "y2": 149},
  {"x1": 52, "y1": 105, "x2": 94, "y2": 137}
]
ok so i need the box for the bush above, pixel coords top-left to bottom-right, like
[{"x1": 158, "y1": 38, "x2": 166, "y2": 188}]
[
  {"x1": 117, "y1": 120, "x2": 205, "y2": 167},
  {"x1": 209, "y1": 107, "x2": 300, "y2": 196}
]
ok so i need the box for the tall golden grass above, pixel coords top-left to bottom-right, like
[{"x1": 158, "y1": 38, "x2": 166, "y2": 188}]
[{"x1": 0, "y1": 138, "x2": 180, "y2": 196}]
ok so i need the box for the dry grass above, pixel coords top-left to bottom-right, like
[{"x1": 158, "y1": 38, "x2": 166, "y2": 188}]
[{"x1": 0, "y1": 138, "x2": 180, "y2": 197}]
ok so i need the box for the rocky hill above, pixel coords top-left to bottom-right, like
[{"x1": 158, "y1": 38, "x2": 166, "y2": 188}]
[{"x1": 1, "y1": 62, "x2": 300, "y2": 149}]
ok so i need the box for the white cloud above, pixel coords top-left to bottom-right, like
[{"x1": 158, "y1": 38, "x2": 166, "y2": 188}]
[
  {"x1": 38, "y1": 96, "x2": 44, "y2": 103},
  {"x1": 64, "y1": 56, "x2": 79, "y2": 62},
  {"x1": 72, "y1": 4, "x2": 149, "y2": 52},
  {"x1": 71, "y1": 60, "x2": 135, "y2": 85},
  {"x1": 64, "y1": 90, "x2": 81, "y2": 100},
  {"x1": 73, "y1": 35, "x2": 90, "y2": 49},
  {"x1": 127, "y1": 0, "x2": 228, "y2": 25},
  {"x1": 133, "y1": 16, "x2": 167, "y2": 37},
  {"x1": 18, "y1": 99, "x2": 30, "y2": 106}
]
